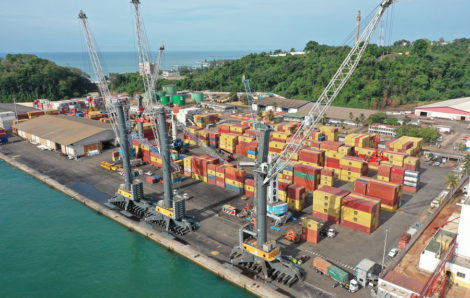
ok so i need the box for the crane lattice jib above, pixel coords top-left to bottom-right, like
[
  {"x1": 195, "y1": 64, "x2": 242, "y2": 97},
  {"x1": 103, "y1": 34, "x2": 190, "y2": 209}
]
[
  {"x1": 131, "y1": 0, "x2": 164, "y2": 151},
  {"x1": 146, "y1": 46, "x2": 165, "y2": 150},
  {"x1": 264, "y1": 0, "x2": 394, "y2": 184},
  {"x1": 243, "y1": 77, "x2": 259, "y2": 144},
  {"x1": 78, "y1": 11, "x2": 120, "y2": 143}
]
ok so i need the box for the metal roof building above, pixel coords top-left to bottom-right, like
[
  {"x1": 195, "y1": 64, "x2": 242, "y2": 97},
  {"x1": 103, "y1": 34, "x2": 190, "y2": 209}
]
[
  {"x1": 414, "y1": 97, "x2": 470, "y2": 121},
  {"x1": 252, "y1": 97, "x2": 310, "y2": 113},
  {"x1": 284, "y1": 102, "x2": 378, "y2": 125},
  {"x1": 14, "y1": 115, "x2": 115, "y2": 157}
]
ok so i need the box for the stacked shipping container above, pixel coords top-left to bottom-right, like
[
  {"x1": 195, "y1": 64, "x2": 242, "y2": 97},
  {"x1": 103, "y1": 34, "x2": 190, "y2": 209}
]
[
  {"x1": 341, "y1": 193, "x2": 381, "y2": 234},
  {"x1": 312, "y1": 185, "x2": 350, "y2": 223}
]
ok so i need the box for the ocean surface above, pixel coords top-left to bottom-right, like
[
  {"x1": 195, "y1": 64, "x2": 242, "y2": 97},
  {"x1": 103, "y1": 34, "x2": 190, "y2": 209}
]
[
  {"x1": 0, "y1": 161, "x2": 253, "y2": 297},
  {"x1": 0, "y1": 51, "x2": 249, "y2": 80}
]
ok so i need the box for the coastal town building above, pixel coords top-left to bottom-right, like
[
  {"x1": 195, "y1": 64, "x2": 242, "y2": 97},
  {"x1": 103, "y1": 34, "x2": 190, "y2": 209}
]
[
  {"x1": 414, "y1": 97, "x2": 470, "y2": 121},
  {"x1": 368, "y1": 123, "x2": 397, "y2": 137},
  {"x1": 14, "y1": 115, "x2": 115, "y2": 157}
]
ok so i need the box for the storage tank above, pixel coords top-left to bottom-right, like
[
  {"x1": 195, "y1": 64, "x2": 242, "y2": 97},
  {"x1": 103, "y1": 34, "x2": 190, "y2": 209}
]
[
  {"x1": 191, "y1": 92, "x2": 204, "y2": 103},
  {"x1": 156, "y1": 91, "x2": 166, "y2": 100},
  {"x1": 178, "y1": 94, "x2": 186, "y2": 106},
  {"x1": 164, "y1": 85, "x2": 177, "y2": 95},
  {"x1": 172, "y1": 95, "x2": 181, "y2": 105},
  {"x1": 160, "y1": 96, "x2": 170, "y2": 105}
]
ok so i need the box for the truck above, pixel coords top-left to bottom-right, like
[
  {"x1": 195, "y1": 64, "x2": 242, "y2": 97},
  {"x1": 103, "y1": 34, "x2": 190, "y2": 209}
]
[{"x1": 313, "y1": 257, "x2": 359, "y2": 293}]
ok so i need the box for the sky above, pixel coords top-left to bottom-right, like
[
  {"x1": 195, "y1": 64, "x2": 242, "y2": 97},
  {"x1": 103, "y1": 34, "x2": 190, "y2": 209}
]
[{"x1": 1, "y1": 0, "x2": 469, "y2": 53}]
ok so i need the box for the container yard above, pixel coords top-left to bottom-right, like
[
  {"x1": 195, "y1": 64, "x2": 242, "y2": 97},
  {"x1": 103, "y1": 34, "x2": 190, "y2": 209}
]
[
  {"x1": 1, "y1": 93, "x2": 461, "y2": 296},
  {"x1": 2, "y1": 1, "x2": 470, "y2": 297}
]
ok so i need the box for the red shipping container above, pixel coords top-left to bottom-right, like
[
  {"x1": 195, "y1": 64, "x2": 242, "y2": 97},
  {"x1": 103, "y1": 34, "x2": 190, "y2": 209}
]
[
  {"x1": 320, "y1": 141, "x2": 344, "y2": 152},
  {"x1": 245, "y1": 178, "x2": 255, "y2": 186},
  {"x1": 340, "y1": 219, "x2": 374, "y2": 234},
  {"x1": 302, "y1": 227, "x2": 320, "y2": 243},
  {"x1": 299, "y1": 149, "x2": 324, "y2": 164},
  {"x1": 339, "y1": 165, "x2": 363, "y2": 173},
  {"x1": 278, "y1": 181, "x2": 290, "y2": 192},
  {"x1": 366, "y1": 179, "x2": 400, "y2": 203},
  {"x1": 353, "y1": 179, "x2": 368, "y2": 195},
  {"x1": 325, "y1": 157, "x2": 340, "y2": 169},
  {"x1": 294, "y1": 177, "x2": 317, "y2": 191},
  {"x1": 320, "y1": 168, "x2": 334, "y2": 177},
  {"x1": 403, "y1": 185, "x2": 417, "y2": 193},
  {"x1": 287, "y1": 185, "x2": 305, "y2": 200},
  {"x1": 312, "y1": 211, "x2": 340, "y2": 224},
  {"x1": 342, "y1": 196, "x2": 378, "y2": 213},
  {"x1": 404, "y1": 163, "x2": 418, "y2": 171},
  {"x1": 225, "y1": 167, "x2": 246, "y2": 181},
  {"x1": 378, "y1": 164, "x2": 392, "y2": 177}
]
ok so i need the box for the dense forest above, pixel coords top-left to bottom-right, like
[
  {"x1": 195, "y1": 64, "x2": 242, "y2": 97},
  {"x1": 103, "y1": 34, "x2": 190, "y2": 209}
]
[
  {"x1": 111, "y1": 38, "x2": 470, "y2": 109},
  {"x1": 0, "y1": 54, "x2": 96, "y2": 103}
]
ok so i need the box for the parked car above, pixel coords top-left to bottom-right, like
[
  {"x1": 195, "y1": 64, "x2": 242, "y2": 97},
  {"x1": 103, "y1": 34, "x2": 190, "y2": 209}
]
[
  {"x1": 388, "y1": 248, "x2": 400, "y2": 258},
  {"x1": 433, "y1": 162, "x2": 441, "y2": 167},
  {"x1": 327, "y1": 229, "x2": 337, "y2": 238}
]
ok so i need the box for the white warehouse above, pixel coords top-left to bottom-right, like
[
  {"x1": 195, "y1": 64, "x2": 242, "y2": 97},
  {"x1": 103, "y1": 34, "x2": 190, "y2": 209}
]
[{"x1": 414, "y1": 97, "x2": 470, "y2": 121}]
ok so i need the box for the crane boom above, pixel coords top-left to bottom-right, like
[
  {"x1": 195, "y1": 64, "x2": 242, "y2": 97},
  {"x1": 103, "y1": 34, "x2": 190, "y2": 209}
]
[
  {"x1": 264, "y1": 0, "x2": 395, "y2": 184},
  {"x1": 78, "y1": 10, "x2": 120, "y2": 143}
]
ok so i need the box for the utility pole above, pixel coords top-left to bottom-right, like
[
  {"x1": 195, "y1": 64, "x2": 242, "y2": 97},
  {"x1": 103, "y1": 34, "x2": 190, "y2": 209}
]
[
  {"x1": 381, "y1": 228, "x2": 389, "y2": 273},
  {"x1": 356, "y1": 10, "x2": 361, "y2": 44},
  {"x1": 13, "y1": 97, "x2": 18, "y2": 120}
]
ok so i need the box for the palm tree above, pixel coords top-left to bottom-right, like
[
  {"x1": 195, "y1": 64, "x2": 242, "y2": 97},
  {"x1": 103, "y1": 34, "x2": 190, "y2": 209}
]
[
  {"x1": 354, "y1": 117, "x2": 361, "y2": 127},
  {"x1": 340, "y1": 119, "x2": 345, "y2": 129},
  {"x1": 349, "y1": 112, "x2": 354, "y2": 122},
  {"x1": 445, "y1": 173, "x2": 458, "y2": 191},
  {"x1": 359, "y1": 113, "x2": 366, "y2": 125}
]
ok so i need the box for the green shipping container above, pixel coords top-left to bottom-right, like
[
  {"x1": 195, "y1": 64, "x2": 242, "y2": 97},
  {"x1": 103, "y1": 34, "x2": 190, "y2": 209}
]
[
  {"x1": 327, "y1": 265, "x2": 349, "y2": 285},
  {"x1": 160, "y1": 96, "x2": 170, "y2": 105},
  {"x1": 294, "y1": 172, "x2": 316, "y2": 180}
]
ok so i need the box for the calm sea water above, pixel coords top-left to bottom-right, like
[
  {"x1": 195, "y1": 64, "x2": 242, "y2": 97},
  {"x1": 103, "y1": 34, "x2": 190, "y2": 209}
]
[
  {"x1": 0, "y1": 161, "x2": 253, "y2": 297},
  {"x1": 0, "y1": 51, "x2": 249, "y2": 80}
]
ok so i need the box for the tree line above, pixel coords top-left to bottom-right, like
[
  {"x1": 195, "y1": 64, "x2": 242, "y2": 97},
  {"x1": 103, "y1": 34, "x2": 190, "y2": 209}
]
[{"x1": 109, "y1": 38, "x2": 470, "y2": 109}]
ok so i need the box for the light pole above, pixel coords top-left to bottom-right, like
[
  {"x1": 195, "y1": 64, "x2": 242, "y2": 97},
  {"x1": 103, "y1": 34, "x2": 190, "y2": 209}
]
[
  {"x1": 13, "y1": 97, "x2": 18, "y2": 120},
  {"x1": 381, "y1": 228, "x2": 389, "y2": 273}
]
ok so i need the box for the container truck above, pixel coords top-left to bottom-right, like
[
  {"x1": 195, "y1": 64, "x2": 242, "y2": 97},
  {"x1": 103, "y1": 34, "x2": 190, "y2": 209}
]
[{"x1": 312, "y1": 257, "x2": 359, "y2": 293}]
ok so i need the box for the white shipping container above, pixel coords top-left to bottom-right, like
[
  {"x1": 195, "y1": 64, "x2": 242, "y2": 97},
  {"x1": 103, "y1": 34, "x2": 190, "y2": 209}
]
[
  {"x1": 404, "y1": 170, "x2": 419, "y2": 178},
  {"x1": 404, "y1": 181, "x2": 417, "y2": 187},
  {"x1": 404, "y1": 176, "x2": 418, "y2": 183}
]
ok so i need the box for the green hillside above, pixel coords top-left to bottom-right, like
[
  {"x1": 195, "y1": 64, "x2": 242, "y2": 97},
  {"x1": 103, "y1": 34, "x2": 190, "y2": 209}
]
[{"x1": 0, "y1": 54, "x2": 96, "y2": 103}]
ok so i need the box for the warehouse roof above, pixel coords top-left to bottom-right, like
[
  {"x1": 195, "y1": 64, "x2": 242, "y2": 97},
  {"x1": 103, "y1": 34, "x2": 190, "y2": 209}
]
[
  {"x1": 14, "y1": 115, "x2": 114, "y2": 146},
  {"x1": 416, "y1": 97, "x2": 470, "y2": 112},
  {"x1": 254, "y1": 97, "x2": 310, "y2": 109},
  {"x1": 297, "y1": 103, "x2": 378, "y2": 120},
  {"x1": 0, "y1": 103, "x2": 35, "y2": 114}
]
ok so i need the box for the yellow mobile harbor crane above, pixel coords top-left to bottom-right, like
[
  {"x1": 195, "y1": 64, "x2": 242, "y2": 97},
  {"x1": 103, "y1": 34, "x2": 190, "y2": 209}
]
[{"x1": 230, "y1": 0, "x2": 396, "y2": 286}]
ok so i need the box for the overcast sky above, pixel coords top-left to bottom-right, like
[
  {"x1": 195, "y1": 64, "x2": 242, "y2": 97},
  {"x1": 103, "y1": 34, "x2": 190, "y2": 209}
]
[{"x1": 1, "y1": 0, "x2": 469, "y2": 53}]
